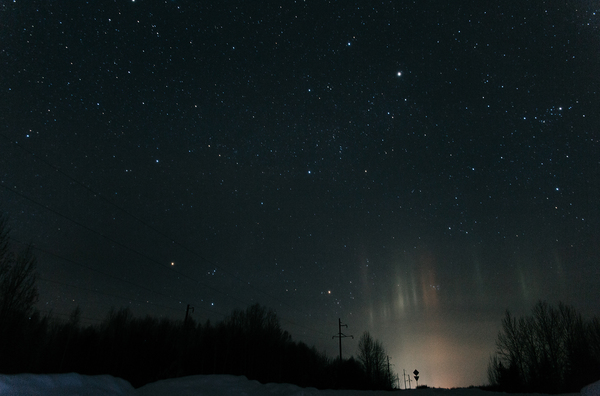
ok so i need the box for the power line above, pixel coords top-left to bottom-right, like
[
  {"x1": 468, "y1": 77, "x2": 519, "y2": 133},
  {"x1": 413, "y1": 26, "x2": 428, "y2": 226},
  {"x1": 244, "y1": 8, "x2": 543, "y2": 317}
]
[
  {"x1": 0, "y1": 132, "x2": 311, "y2": 316},
  {"x1": 13, "y1": 237, "x2": 232, "y2": 319},
  {"x1": 11, "y1": 236, "x2": 189, "y2": 307},
  {"x1": 2, "y1": 184, "x2": 330, "y2": 338},
  {"x1": 38, "y1": 277, "x2": 184, "y2": 314},
  {"x1": 1, "y1": 183, "x2": 249, "y2": 307},
  {"x1": 40, "y1": 273, "x2": 329, "y2": 340},
  {"x1": 36, "y1": 309, "x2": 101, "y2": 326},
  {"x1": 36, "y1": 277, "x2": 227, "y2": 319},
  {"x1": 332, "y1": 318, "x2": 353, "y2": 362},
  {"x1": 1, "y1": 135, "x2": 330, "y2": 337}
]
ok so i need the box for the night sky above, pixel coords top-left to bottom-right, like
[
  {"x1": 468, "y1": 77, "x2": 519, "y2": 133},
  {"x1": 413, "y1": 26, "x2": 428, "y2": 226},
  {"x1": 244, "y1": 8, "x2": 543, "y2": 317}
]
[{"x1": 1, "y1": 0, "x2": 599, "y2": 388}]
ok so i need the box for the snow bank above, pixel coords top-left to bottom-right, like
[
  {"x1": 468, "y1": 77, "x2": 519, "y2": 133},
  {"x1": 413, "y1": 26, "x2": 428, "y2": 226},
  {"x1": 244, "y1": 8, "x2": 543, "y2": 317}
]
[
  {"x1": 581, "y1": 379, "x2": 600, "y2": 396},
  {"x1": 136, "y1": 375, "x2": 323, "y2": 396},
  {"x1": 136, "y1": 375, "x2": 581, "y2": 396},
  {"x1": 0, "y1": 373, "x2": 589, "y2": 396},
  {"x1": 0, "y1": 373, "x2": 134, "y2": 396}
]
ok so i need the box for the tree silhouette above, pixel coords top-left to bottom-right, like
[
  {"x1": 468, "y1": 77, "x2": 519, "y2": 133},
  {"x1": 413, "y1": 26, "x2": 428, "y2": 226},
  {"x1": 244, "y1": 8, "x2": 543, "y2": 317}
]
[
  {"x1": 488, "y1": 301, "x2": 600, "y2": 393},
  {"x1": 0, "y1": 214, "x2": 404, "y2": 391},
  {"x1": 0, "y1": 245, "x2": 38, "y2": 318},
  {"x1": 0, "y1": 215, "x2": 40, "y2": 372},
  {"x1": 357, "y1": 331, "x2": 393, "y2": 389},
  {"x1": 0, "y1": 215, "x2": 39, "y2": 320},
  {"x1": 0, "y1": 215, "x2": 38, "y2": 322}
]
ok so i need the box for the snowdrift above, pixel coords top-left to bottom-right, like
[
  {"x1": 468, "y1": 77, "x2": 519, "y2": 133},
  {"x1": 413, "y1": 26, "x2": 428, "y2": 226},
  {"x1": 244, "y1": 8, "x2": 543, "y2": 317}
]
[
  {"x1": 0, "y1": 373, "x2": 134, "y2": 396},
  {"x1": 0, "y1": 373, "x2": 592, "y2": 396},
  {"x1": 582, "y1": 380, "x2": 600, "y2": 396}
]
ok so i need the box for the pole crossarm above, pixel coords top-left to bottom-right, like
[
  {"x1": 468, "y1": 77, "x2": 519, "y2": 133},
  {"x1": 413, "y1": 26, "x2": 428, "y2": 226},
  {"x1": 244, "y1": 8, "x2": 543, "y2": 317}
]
[{"x1": 332, "y1": 318, "x2": 353, "y2": 362}]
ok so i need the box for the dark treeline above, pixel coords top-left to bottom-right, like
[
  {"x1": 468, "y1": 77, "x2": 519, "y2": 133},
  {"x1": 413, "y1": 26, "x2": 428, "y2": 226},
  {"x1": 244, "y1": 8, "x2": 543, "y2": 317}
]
[
  {"x1": 0, "y1": 303, "x2": 320, "y2": 387},
  {"x1": 0, "y1": 303, "x2": 393, "y2": 390},
  {"x1": 0, "y1": 214, "x2": 395, "y2": 390},
  {"x1": 488, "y1": 301, "x2": 600, "y2": 394}
]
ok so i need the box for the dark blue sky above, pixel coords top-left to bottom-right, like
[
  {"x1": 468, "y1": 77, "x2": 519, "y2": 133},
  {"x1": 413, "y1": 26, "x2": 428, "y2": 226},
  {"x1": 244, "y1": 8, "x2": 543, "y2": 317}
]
[{"x1": 1, "y1": 0, "x2": 599, "y2": 387}]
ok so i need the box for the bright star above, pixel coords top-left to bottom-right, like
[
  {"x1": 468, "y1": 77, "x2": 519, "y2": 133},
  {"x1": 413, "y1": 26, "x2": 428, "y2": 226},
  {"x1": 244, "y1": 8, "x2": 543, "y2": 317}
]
[{"x1": 397, "y1": 71, "x2": 402, "y2": 77}]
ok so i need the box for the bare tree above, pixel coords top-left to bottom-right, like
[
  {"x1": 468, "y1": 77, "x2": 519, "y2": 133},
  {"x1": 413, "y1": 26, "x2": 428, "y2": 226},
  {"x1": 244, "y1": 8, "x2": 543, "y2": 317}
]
[
  {"x1": 357, "y1": 331, "x2": 392, "y2": 389},
  {"x1": 489, "y1": 301, "x2": 600, "y2": 393},
  {"x1": 0, "y1": 215, "x2": 39, "y2": 321}
]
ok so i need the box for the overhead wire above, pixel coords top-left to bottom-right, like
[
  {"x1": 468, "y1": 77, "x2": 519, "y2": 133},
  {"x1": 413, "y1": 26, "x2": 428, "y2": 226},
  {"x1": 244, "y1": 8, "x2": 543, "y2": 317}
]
[
  {"x1": 10, "y1": 234, "x2": 232, "y2": 319},
  {"x1": 6, "y1": 185, "x2": 331, "y2": 338},
  {"x1": 0, "y1": 183, "x2": 251, "y2": 309},
  {"x1": 38, "y1": 277, "x2": 190, "y2": 314},
  {"x1": 36, "y1": 309, "x2": 101, "y2": 326},
  {"x1": 0, "y1": 132, "x2": 311, "y2": 316},
  {"x1": 0, "y1": 136, "x2": 332, "y2": 338},
  {"x1": 0, "y1": 132, "x2": 314, "y2": 318},
  {"x1": 10, "y1": 236, "x2": 193, "y2": 308}
]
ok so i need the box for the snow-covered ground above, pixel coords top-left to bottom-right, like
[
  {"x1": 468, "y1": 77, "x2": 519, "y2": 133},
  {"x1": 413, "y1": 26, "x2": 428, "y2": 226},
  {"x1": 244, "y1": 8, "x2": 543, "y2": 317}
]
[{"x1": 0, "y1": 373, "x2": 594, "y2": 396}]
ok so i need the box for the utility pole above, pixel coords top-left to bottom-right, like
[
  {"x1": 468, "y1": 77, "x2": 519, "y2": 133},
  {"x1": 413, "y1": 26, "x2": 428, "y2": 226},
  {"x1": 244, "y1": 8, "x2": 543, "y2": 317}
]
[
  {"x1": 184, "y1": 304, "x2": 194, "y2": 324},
  {"x1": 332, "y1": 318, "x2": 353, "y2": 363},
  {"x1": 387, "y1": 356, "x2": 391, "y2": 388}
]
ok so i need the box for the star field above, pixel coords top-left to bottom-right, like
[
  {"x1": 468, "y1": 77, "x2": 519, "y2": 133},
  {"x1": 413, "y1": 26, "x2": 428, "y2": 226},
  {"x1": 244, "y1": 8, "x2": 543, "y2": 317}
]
[{"x1": 1, "y1": 0, "x2": 599, "y2": 388}]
